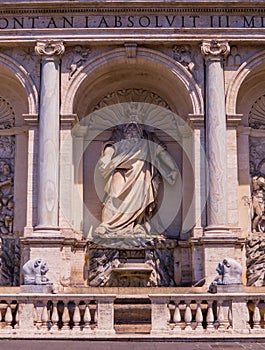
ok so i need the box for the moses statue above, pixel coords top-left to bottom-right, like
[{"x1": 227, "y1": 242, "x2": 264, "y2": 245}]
[{"x1": 95, "y1": 122, "x2": 178, "y2": 238}]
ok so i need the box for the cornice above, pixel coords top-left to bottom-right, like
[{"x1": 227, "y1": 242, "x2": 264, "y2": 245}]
[{"x1": 1, "y1": 3, "x2": 265, "y2": 15}]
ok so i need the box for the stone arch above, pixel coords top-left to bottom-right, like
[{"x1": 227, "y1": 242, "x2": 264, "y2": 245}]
[
  {"x1": 226, "y1": 50, "x2": 265, "y2": 117},
  {"x1": 0, "y1": 53, "x2": 38, "y2": 115},
  {"x1": 0, "y1": 53, "x2": 38, "y2": 286},
  {"x1": 61, "y1": 47, "x2": 203, "y2": 117}
]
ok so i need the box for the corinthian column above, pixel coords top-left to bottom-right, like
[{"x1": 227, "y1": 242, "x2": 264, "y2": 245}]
[
  {"x1": 201, "y1": 40, "x2": 230, "y2": 232},
  {"x1": 35, "y1": 40, "x2": 65, "y2": 231}
]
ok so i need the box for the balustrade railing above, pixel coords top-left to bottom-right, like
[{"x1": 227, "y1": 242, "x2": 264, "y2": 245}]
[{"x1": 0, "y1": 293, "x2": 265, "y2": 337}]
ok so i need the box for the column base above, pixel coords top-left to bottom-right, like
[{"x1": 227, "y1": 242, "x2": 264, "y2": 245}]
[
  {"x1": 204, "y1": 225, "x2": 231, "y2": 236},
  {"x1": 33, "y1": 225, "x2": 60, "y2": 237}
]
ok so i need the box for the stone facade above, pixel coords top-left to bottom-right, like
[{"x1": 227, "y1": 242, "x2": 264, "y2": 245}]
[{"x1": 0, "y1": 0, "x2": 265, "y2": 293}]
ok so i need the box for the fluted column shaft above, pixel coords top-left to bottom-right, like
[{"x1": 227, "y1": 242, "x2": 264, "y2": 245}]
[
  {"x1": 35, "y1": 41, "x2": 65, "y2": 230},
  {"x1": 201, "y1": 40, "x2": 230, "y2": 229}
]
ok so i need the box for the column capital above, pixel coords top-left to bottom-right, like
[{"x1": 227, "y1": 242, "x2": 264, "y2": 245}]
[
  {"x1": 35, "y1": 40, "x2": 65, "y2": 58},
  {"x1": 201, "y1": 40, "x2": 230, "y2": 61}
]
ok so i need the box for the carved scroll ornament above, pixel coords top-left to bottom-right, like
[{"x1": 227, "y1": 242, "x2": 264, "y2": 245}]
[
  {"x1": 201, "y1": 40, "x2": 230, "y2": 60},
  {"x1": 35, "y1": 40, "x2": 65, "y2": 57}
]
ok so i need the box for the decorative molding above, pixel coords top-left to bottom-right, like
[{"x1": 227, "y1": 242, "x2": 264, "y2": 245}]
[
  {"x1": 35, "y1": 40, "x2": 65, "y2": 57},
  {"x1": 1, "y1": 6, "x2": 265, "y2": 16},
  {"x1": 201, "y1": 40, "x2": 230, "y2": 60},
  {"x1": 94, "y1": 88, "x2": 170, "y2": 111}
]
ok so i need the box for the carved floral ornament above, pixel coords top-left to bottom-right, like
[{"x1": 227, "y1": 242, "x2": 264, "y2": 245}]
[
  {"x1": 201, "y1": 40, "x2": 230, "y2": 60},
  {"x1": 35, "y1": 40, "x2": 65, "y2": 57}
]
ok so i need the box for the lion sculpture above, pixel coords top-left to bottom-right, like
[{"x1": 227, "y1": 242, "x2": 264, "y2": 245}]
[
  {"x1": 215, "y1": 258, "x2": 242, "y2": 285},
  {"x1": 209, "y1": 258, "x2": 242, "y2": 293},
  {"x1": 22, "y1": 258, "x2": 52, "y2": 285}
]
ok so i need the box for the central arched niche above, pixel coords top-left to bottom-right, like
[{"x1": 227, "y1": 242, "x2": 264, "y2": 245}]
[
  {"x1": 74, "y1": 62, "x2": 194, "y2": 242},
  {"x1": 72, "y1": 56, "x2": 197, "y2": 241},
  {"x1": 70, "y1": 52, "x2": 200, "y2": 287},
  {"x1": 82, "y1": 88, "x2": 185, "y2": 240}
]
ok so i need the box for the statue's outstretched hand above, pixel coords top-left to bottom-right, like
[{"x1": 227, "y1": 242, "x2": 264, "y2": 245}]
[{"x1": 167, "y1": 170, "x2": 177, "y2": 185}]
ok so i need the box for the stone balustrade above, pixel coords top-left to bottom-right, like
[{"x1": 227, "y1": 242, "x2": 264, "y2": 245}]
[{"x1": 0, "y1": 293, "x2": 265, "y2": 338}]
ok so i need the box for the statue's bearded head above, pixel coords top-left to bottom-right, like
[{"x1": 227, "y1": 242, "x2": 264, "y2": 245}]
[{"x1": 123, "y1": 122, "x2": 143, "y2": 139}]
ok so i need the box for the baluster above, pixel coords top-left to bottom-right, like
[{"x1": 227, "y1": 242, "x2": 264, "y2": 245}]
[
  {"x1": 62, "y1": 301, "x2": 70, "y2": 331},
  {"x1": 253, "y1": 301, "x2": 261, "y2": 330},
  {"x1": 14, "y1": 304, "x2": 19, "y2": 329},
  {"x1": 228, "y1": 305, "x2": 232, "y2": 329},
  {"x1": 195, "y1": 302, "x2": 203, "y2": 331},
  {"x1": 94, "y1": 303, "x2": 98, "y2": 326},
  {"x1": 167, "y1": 304, "x2": 171, "y2": 324},
  {"x1": 51, "y1": 302, "x2": 59, "y2": 331},
  {"x1": 173, "y1": 303, "x2": 181, "y2": 331},
  {"x1": 83, "y1": 303, "x2": 92, "y2": 331},
  {"x1": 206, "y1": 301, "x2": 215, "y2": 331},
  {"x1": 184, "y1": 302, "x2": 192, "y2": 331},
  {"x1": 41, "y1": 302, "x2": 49, "y2": 331},
  {"x1": 216, "y1": 299, "x2": 225, "y2": 330},
  {"x1": 34, "y1": 301, "x2": 42, "y2": 330},
  {"x1": 5, "y1": 303, "x2": 13, "y2": 330},
  {"x1": 73, "y1": 303, "x2": 81, "y2": 331}
]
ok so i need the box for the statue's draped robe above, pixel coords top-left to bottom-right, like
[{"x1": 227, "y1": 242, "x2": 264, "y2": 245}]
[{"x1": 97, "y1": 133, "x2": 166, "y2": 234}]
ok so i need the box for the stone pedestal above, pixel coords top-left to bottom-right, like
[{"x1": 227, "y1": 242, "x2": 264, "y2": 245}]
[
  {"x1": 150, "y1": 295, "x2": 170, "y2": 334},
  {"x1": 95, "y1": 295, "x2": 116, "y2": 335},
  {"x1": 20, "y1": 236, "x2": 87, "y2": 289},
  {"x1": 232, "y1": 300, "x2": 250, "y2": 333},
  {"x1": 200, "y1": 234, "x2": 244, "y2": 285}
]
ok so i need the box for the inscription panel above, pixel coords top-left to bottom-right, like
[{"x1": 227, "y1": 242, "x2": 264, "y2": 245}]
[{"x1": 0, "y1": 14, "x2": 263, "y2": 30}]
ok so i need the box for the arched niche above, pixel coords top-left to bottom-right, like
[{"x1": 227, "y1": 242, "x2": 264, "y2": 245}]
[
  {"x1": 68, "y1": 48, "x2": 202, "y2": 239},
  {"x1": 0, "y1": 53, "x2": 38, "y2": 286},
  {"x1": 228, "y1": 52, "x2": 265, "y2": 246},
  {"x1": 236, "y1": 62, "x2": 265, "y2": 126}
]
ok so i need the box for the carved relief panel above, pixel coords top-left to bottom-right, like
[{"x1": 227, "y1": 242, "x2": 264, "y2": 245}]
[
  {"x1": 0, "y1": 97, "x2": 19, "y2": 286},
  {"x1": 247, "y1": 95, "x2": 265, "y2": 286}
]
